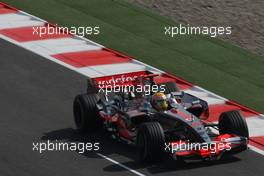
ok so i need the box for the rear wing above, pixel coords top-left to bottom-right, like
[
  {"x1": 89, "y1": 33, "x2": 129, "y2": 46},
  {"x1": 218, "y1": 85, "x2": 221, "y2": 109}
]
[{"x1": 92, "y1": 71, "x2": 151, "y2": 88}]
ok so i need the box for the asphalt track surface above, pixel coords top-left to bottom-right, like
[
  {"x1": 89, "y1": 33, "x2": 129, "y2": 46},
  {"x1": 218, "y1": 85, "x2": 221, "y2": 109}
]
[{"x1": 0, "y1": 38, "x2": 264, "y2": 176}]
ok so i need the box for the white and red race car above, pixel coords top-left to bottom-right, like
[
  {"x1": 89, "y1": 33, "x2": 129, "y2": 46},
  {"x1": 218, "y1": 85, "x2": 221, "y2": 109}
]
[{"x1": 73, "y1": 71, "x2": 249, "y2": 162}]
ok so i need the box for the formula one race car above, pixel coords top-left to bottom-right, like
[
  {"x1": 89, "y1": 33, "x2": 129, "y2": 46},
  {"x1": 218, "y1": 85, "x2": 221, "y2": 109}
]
[{"x1": 73, "y1": 72, "x2": 249, "y2": 162}]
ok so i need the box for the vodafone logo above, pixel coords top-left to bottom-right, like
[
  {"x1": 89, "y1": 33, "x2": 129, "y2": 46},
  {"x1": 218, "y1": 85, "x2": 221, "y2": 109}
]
[
  {"x1": 96, "y1": 73, "x2": 145, "y2": 85},
  {"x1": 98, "y1": 75, "x2": 137, "y2": 85}
]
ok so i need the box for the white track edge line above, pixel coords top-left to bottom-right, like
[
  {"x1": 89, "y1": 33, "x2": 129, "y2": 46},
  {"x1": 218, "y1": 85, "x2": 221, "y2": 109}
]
[
  {"x1": 96, "y1": 153, "x2": 146, "y2": 176},
  {"x1": 0, "y1": 34, "x2": 89, "y2": 77},
  {"x1": 248, "y1": 145, "x2": 264, "y2": 156},
  {"x1": 19, "y1": 10, "x2": 105, "y2": 48},
  {"x1": 193, "y1": 86, "x2": 228, "y2": 101}
]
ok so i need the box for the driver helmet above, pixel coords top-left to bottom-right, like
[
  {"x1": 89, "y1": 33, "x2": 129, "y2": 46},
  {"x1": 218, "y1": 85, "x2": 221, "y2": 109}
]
[{"x1": 152, "y1": 92, "x2": 168, "y2": 111}]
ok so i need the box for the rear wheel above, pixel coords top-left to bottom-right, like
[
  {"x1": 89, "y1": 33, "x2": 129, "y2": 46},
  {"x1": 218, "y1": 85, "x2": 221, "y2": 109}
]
[
  {"x1": 160, "y1": 82, "x2": 180, "y2": 94},
  {"x1": 73, "y1": 93, "x2": 100, "y2": 133},
  {"x1": 136, "y1": 122, "x2": 165, "y2": 162},
  {"x1": 219, "y1": 110, "x2": 249, "y2": 138},
  {"x1": 86, "y1": 79, "x2": 98, "y2": 94}
]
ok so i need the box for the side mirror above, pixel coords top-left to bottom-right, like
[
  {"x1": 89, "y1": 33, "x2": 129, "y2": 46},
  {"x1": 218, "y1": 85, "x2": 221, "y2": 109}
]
[
  {"x1": 171, "y1": 91, "x2": 183, "y2": 98},
  {"x1": 192, "y1": 100, "x2": 200, "y2": 105}
]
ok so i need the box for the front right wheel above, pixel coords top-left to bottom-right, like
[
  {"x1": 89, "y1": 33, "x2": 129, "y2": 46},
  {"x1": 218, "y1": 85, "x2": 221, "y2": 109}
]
[
  {"x1": 219, "y1": 110, "x2": 249, "y2": 153},
  {"x1": 219, "y1": 110, "x2": 249, "y2": 138}
]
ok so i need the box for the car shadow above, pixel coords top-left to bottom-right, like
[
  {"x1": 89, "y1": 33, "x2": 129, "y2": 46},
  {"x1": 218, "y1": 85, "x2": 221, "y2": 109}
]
[{"x1": 41, "y1": 128, "x2": 242, "y2": 174}]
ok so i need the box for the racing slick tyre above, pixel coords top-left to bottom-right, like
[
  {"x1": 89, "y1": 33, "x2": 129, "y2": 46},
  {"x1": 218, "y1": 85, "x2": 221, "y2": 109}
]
[
  {"x1": 86, "y1": 78, "x2": 98, "y2": 94},
  {"x1": 161, "y1": 82, "x2": 180, "y2": 94},
  {"x1": 136, "y1": 122, "x2": 165, "y2": 162},
  {"x1": 219, "y1": 110, "x2": 249, "y2": 138},
  {"x1": 73, "y1": 93, "x2": 100, "y2": 133}
]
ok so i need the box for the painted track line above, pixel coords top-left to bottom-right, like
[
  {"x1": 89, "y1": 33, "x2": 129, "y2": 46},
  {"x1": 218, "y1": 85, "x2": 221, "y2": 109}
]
[
  {"x1": 248, "y1": 145, "x2": 264, "y2": 156},
  {"x1": 96, "y1": 153, "x2": 146, "y2": 176}
]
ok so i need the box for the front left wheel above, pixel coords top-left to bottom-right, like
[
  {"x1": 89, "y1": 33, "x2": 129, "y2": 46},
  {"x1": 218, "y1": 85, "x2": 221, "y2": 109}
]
[{"x1": 136, "y1": 122, "x2": 165, "y2": 162}]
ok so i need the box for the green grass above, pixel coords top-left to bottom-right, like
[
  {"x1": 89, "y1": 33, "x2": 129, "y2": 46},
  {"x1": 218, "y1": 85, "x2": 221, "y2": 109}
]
[{"x1": 4, "y1": 0, "x2": 264, "y2": 113}]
